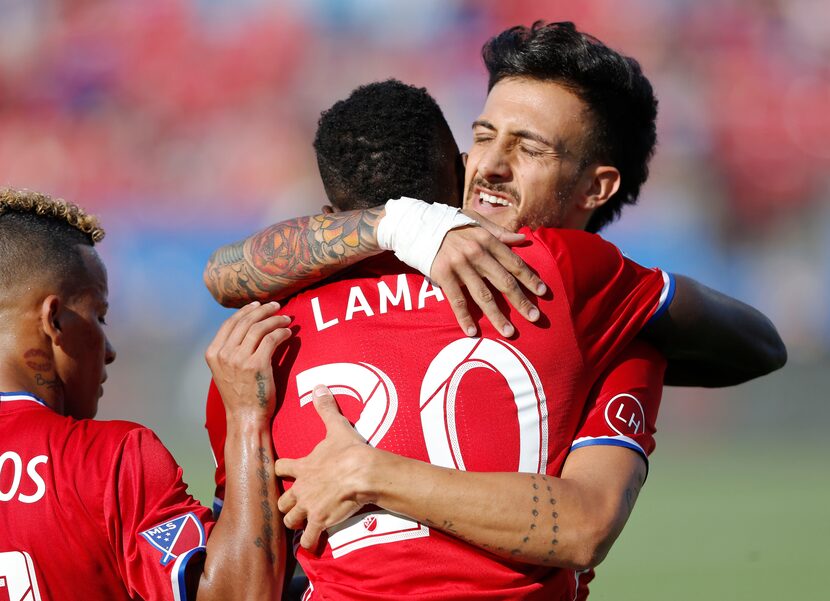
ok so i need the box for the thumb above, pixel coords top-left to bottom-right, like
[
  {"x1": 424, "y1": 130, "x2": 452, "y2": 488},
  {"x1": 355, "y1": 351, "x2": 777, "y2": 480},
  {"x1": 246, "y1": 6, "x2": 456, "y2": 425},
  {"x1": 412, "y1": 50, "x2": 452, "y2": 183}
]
[{"x1": 312, "y1": 385, "x2": 346, "y2": 430}]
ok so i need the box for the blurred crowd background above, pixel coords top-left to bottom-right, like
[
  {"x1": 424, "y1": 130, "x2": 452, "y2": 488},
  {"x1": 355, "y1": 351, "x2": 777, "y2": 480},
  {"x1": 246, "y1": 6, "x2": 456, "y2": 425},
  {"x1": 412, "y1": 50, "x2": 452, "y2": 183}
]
[{"x1": 1, "y1": 1, "x2": 826, "y2": 599}]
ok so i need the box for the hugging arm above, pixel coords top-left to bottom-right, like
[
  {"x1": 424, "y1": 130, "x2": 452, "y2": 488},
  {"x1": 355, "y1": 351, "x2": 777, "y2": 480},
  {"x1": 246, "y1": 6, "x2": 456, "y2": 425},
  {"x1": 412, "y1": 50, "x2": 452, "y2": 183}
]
[
  {"x1": 204, "y1": 201, "x2": 546, "y2": 335},
  {"x1": 275, "y1": 387, "x2": 644, "y2": 570},
  {"x1": 642, "y1": 275, "x2": 787, "y2": 387},
  {"x1": 204, "y1": 208, "x2": 385, "y2": 307}
]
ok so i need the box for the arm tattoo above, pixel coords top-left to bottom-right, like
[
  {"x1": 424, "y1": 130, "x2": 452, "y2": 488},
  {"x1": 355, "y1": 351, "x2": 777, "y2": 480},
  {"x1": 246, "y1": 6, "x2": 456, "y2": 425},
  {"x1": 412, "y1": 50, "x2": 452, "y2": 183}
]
[
  {"x1": 624, "y1": 465, "x2": 647, "y2": 513},
  {"x1": 211, "y1": 240, "x2": 245, "y2": 265},
  {"x1": 255, "y1": 372, "x2": 268, "y2": 409},
  {"x1": 423, "y1": 474, "x2": 560, "y2": 564},
  {"x1": 253, "y1": 446, "x2": 277, "y2": 564},
  {"x1": 205, "y1": 208, "x2": 384, "y2": 306},
  {"x1": 532, "y1": 475, "x2": 560, "y2": 564}
]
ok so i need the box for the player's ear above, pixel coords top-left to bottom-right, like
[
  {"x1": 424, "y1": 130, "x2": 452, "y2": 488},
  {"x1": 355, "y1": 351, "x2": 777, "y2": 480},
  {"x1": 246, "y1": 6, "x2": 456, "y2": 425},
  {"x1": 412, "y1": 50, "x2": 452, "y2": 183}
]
[
  {"x1": 578, "y1": 165, "x2": 620, "y2": 211},
  {"x1": 461, "y1": 152, "x2": 468, "y2": 168},
  {"x1": 40, "y1": 295, "x2": 64, "y2": 347},
  {"x1": 320, "y1": 204, "x2": 336, "y2": 214}
]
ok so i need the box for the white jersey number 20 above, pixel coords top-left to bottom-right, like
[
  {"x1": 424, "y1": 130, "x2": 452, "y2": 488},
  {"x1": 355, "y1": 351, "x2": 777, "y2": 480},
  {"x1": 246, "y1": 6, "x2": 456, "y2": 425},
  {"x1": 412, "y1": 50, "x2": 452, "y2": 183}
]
[{"x1": 294, "y1": 337, "x2": 549, "y2": 557}]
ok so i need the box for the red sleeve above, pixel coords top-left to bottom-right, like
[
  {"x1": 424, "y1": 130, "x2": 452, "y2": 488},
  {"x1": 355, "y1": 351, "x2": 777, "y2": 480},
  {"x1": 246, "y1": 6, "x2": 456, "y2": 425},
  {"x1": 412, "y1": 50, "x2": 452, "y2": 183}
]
[
  {"x1": 529, "y1": 227, "x2": 674, "y2": 373},
  {"x1": 205, "y1": 379, "x2": 228, "y2": 516},
  {"x1": 105, "y1": 427, "x2": 215, "y2": 601},
  {"x1": 571, "y1": 340, "x2": 666, "y2": 463}
]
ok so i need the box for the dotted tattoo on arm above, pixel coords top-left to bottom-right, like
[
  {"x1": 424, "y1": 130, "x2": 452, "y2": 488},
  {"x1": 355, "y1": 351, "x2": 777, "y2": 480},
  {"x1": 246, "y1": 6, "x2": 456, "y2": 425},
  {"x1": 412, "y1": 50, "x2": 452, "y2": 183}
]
[{"x1": 513, "y1": 475, "x2": 559, "y2": 563}]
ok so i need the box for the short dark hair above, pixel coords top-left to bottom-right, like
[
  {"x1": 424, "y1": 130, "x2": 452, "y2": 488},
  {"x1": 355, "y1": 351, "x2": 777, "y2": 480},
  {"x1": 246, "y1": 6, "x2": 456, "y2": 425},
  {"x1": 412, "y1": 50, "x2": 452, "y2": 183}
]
[
  {"x1": 0, "y1": 188, "x2": 104, "y2": 295},
  {"x1": 313, "y1": 79, "x2": 457, "y2": 210},
  {"x1": 482, "y1": 21, "x2": 658, "y2": 232}
]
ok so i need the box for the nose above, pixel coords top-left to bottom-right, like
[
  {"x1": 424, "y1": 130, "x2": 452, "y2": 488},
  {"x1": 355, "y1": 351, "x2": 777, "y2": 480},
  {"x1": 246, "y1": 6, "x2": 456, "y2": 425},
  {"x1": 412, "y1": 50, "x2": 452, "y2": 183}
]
[
  {"x1": 105, "y1": 338, "x2": 116, "y2": 365},
  {"x1": 477, "y1": 140, "x2": 512, "y2": 183}
]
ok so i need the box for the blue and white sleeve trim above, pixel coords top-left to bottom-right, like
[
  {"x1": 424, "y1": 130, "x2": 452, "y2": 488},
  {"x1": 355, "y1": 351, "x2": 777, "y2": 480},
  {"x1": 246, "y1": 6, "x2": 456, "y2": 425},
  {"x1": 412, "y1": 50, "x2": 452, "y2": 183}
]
[
  {"x1": 571, "y1": 435, "x2": 648, "y2": 465},
  {"x1": 647, "y1": 271, "x2": 676, "y2": 325},
  {"x1": 212, "y1": 497, "x2": 223, "y2": 518},
  {"x1": 171, "y1": 546, "x2": 207, "y2": 601}
]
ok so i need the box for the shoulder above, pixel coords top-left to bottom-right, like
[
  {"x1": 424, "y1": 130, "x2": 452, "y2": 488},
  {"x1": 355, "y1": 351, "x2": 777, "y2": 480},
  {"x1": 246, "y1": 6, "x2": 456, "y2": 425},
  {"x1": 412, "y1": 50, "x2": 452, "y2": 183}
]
[
  {"x1": 66, "y1": 417, "x2": 152, "y2": 446},
  {"x1": 523, "y1": 227, "x2": 625, "y2": 268},
  {"x1": 60, "y1": 418, "x2": 169, "y2": 469},
  {"x1": 520, "y1": 227, "x2": 643, "y2": 294}
]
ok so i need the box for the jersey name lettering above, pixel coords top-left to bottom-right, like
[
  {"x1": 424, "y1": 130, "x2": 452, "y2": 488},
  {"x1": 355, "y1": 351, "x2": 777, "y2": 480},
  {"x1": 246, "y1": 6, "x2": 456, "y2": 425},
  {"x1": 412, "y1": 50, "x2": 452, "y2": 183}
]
[
  {"x1": 311, "y1": 275, "x2": 445, "y2": 331},
  {"x1": 0, "y1": 452, "x2": 48, "y2": 504}
]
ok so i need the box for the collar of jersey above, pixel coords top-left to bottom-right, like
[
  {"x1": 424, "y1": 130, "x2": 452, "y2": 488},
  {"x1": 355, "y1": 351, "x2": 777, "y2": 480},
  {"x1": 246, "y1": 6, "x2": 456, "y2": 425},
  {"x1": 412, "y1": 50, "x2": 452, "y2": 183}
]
[{"x1": 0, "y1": 391, "x2": 48, "y2": 407}]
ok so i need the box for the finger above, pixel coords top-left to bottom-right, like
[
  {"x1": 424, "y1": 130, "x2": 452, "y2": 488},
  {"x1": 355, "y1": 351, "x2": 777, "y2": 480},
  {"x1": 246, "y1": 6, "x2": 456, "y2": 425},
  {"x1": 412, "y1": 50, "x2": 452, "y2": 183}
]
[
  {"x1": 277, "y1": 488, "x2": 297, "y2": 514},
  {"x1": 225, "y1": 301, "x2": 281, "y2": 349},
  {"x1": 311, "y1": 386, "x2": 351, "y2": 433},
  {"x1": 477, "y1": 217, "x2": 526, "y2": 245},
  {"x1": 454, "y1": 263, "x2": 514, "y2": 338},
  {"x1": 471, "y1": 253, "x2": 541, "y2": 323},
  {"x1": 274, "y1": 457, "x2": 298, "y2": 479},
  {"x1": 488, "y1": 243, "x2": 547, "y2": 297},
  {"x1": 283, "y1": 506, "x2": 308, "y2": 531},
  {"x1": 207, "y1": 301, "x2": 261, "y2": 358},
  {"x1": 251, "y1": 327, "x2": 293, "y2": 367},
  {"x1": 495, "y1": 231, "x2": 527, "y2": 245},
  {"x1": 240, "y1": 313, "x2": 293, "y2": 356},
  {"x1": 311, "y1": 386, "x2": 365, "y2": 443},
  {"x1": 300, "y1": 521, "x2": 325, "y2": 550},
  {"x1": 441, "y1": 277, "x2": 478, "y2": 337}
]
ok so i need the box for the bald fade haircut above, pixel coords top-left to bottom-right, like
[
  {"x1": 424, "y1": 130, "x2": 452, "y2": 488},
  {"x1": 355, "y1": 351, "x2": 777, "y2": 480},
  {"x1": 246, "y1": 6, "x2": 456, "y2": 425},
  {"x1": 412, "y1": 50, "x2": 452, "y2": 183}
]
[{"x1": 0, "y1": 188, "x2": 105, "y2": 297}]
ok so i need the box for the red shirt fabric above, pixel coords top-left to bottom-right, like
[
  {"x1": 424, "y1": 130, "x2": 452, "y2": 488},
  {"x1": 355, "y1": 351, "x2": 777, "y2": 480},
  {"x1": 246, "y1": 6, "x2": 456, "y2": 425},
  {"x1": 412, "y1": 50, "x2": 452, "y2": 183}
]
[
  {"x1": 568, "y1": 339, "x2": 666, "y2": 601},
  {"x1": 1, "y1": 392, "x2": 213, "y2": 601},
  {"x1": 206, "y1": 228, "x2": 671, "y2": 600}
]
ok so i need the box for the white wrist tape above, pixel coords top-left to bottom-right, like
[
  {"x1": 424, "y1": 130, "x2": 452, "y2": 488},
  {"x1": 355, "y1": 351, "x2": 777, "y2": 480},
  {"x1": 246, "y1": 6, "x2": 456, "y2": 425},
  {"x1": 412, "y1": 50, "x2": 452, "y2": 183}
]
[{"x1": 377, "y1": 197, "x2": 478, "y2": 277}]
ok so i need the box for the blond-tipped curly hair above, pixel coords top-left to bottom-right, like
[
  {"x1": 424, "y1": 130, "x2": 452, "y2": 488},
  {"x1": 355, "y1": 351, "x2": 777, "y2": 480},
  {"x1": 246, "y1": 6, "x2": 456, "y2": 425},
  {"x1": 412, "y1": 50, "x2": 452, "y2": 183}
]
[{"x1": 0, "y1": 188, "x2": 105, "y2": 243}]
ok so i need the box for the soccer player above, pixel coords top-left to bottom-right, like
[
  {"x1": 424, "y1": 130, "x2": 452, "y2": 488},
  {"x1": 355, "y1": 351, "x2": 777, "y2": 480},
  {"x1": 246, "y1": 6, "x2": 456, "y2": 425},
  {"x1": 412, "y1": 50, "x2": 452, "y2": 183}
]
[
  {"x1": 0, "y1": 188, "x2": 287, "y2": 600},
  {"x1": 204, "y1": 24, "x2": 785, "y2": 599}
]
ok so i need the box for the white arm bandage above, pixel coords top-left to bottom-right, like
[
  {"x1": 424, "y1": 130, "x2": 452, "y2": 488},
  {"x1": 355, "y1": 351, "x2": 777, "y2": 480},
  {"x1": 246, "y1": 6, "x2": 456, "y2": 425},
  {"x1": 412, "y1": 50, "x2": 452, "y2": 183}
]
[{"x1": 376, "y1": 197, "x2": 478, "y2": 278}]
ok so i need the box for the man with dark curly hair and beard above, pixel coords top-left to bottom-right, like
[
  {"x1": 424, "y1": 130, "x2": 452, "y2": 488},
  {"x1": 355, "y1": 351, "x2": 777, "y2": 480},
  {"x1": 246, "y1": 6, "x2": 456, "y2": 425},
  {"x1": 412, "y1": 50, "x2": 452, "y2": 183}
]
[{"x1": 203, "y1": 23, "x2": 784, "y2": 600}]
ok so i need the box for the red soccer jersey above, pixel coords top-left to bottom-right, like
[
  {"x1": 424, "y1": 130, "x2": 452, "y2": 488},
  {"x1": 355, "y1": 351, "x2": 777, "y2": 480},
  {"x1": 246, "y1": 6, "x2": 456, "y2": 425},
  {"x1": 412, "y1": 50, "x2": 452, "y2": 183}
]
[
  {"x1": 206, "y1": 228, "x2": 674, "y2": 600},
  {"x1": 567, "y1": 339, "x2": 666, "y2": 601},
  {"x1": 0, "y1": 392, "x2": 213, "y2": 601}
]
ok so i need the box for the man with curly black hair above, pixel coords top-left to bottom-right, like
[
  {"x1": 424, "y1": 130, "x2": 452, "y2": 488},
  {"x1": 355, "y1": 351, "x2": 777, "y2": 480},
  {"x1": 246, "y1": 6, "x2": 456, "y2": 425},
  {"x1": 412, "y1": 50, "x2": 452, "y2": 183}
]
[{"x1": 314, "y1": 79, "x2": 464, "y2": 211}]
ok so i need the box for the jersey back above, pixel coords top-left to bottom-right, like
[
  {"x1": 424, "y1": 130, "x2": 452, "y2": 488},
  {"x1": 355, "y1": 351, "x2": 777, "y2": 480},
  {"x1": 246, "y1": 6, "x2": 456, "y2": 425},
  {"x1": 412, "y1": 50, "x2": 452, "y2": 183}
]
[
  {"x1": 1, "y1": 394, "x2": 213, "y2": 601},
  {"x1": 207, "y1": 228, "x2": 672, "y2": 600}
]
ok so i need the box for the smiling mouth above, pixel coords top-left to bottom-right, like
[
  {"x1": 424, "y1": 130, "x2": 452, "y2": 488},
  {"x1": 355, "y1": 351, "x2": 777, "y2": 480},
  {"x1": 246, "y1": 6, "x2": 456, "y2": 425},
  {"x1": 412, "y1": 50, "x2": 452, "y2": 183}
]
[{"x1": 476, "y1": 189, "x2": 516, "y2": 210}]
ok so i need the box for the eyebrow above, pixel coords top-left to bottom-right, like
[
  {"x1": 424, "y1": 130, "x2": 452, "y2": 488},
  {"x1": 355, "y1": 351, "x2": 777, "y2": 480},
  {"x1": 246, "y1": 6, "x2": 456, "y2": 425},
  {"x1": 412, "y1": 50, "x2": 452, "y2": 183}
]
[{"x1": 472, "y1": 119, "x2": 558, "y2": 150}]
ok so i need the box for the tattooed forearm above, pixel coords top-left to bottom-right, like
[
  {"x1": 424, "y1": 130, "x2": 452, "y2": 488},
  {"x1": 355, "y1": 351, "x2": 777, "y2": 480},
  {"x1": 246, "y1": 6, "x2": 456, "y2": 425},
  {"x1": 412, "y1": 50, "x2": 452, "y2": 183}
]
[
  {"x1": 531, "y1": 475, "x2": 560, "y2": 564},
  {"x1": 255, "y1": 372, "x2": 268, "y2": 409},
  {"x1": 423, "y1": 474, "x2": 560, "y2": 565},
  {"x1": 204, "y1": 208, "x2": 385, "y2": 306},
  {"x1": 253, "y1": 446, "x2": 277, "y2": 564},
  {"x1": 211, "y1": 240, "x2": 246, "y2": 266}
]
